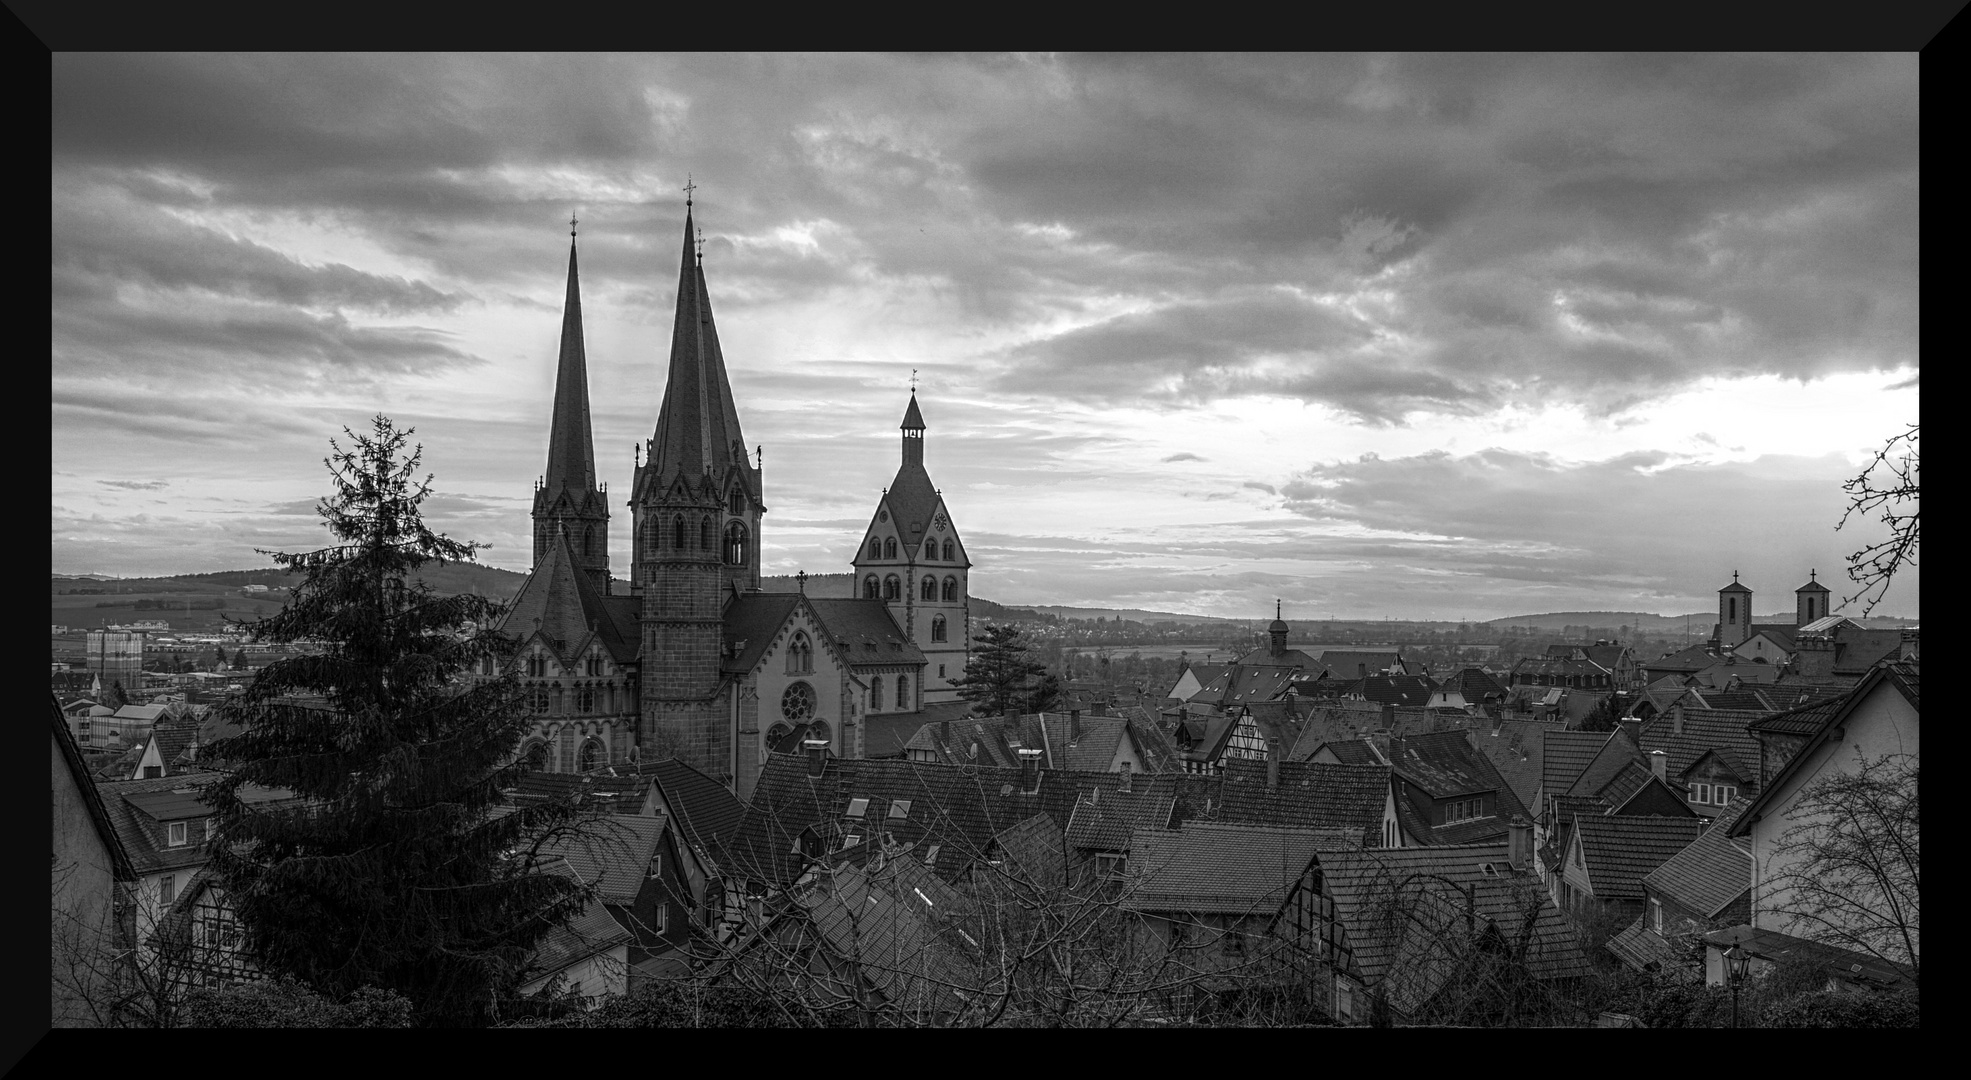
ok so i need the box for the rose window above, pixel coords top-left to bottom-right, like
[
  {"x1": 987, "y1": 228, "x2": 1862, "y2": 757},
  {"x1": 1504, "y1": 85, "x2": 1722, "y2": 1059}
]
[{"x1": 781, "y1": 681, "x2": 816, "y2": 723}]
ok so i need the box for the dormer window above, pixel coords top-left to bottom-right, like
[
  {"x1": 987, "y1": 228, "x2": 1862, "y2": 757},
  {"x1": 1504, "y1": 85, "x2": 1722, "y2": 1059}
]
[{"x1": 1445, "y1": 797, "x2": 1484, "y2": 824}]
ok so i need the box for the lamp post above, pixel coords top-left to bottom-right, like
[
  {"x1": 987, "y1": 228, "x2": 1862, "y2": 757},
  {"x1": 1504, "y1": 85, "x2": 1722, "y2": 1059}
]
[{"x1": 1723, "y1": 943, "x2": 1752, "y2": 1028}]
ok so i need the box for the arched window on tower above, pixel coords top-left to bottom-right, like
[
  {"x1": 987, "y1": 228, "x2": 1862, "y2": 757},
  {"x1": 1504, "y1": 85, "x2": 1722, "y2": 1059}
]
[
  {"x1": 884, "y1": 537, "x2": 896, "y2": 559},
  {"x1": 921, "y1": 576, "x2": 937, "y2": 601},
  {"x1": 942, "y1": 576, "x2": 958, "y2": 602},
  {"x1": 869, "y1": 676, "x2": 883, "y2": 712},
  {"x1": 896, "y1": 675, "x2": 909, "y2": 710},
  {"x1": 884, "y1": 575, "x2": 900, "y2": 601},
  {"x1": 869, "y1": 538, "x2": 882, "y2": 561},
  {"x1": 942, "y1": 539, "x2": 953, "y2": 561},
  {"x1": 924, "y1": 539, "x2": 937, "y2": 560},
  {"x1": 863, "y1": 575, "x2": 879, "y2": 599},
  {"x1": 725, "y1": 522, "x2": 747, "y2": 566},
  {"x1": 701, "y1": 516, "x2": 713, "y2": 551},
  {"x1": 673, "y1": 515, "x2": 686, "y2": 549},
  {"x1": 730, "y1": 487, "x2": 745, "y2": 515},
  {"x1": 583, "y1": 525, "x2": 595, "y2": 558},
  {"x1": 932, "y1": 614, "x2": 947, "y2": 642}
]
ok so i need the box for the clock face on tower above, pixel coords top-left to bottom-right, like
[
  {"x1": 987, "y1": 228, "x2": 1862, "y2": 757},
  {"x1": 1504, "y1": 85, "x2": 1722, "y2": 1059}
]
[{"x1": 933, "y1": 513, "x2": 948, "y2": 532}]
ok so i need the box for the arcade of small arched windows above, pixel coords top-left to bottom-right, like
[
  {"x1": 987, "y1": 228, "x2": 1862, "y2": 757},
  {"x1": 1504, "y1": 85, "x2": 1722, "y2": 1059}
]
[
  {"x1": 883, "y1": 575, "x2": 901, "y2": 600},
  {"x1": 868, "y1": 538, "x2": 881, "y2": 561},
  {"x1": 942, "y1": 539, "x2": 954, "y2": 561},
  {"x1": 521, "y1": 679, "x2": 619, "y2": 716},
  {"x1": 921, "y1": 575, "x2": 937, "y2": 601},
  {"x1": 942, "y1": 576, "x2": 958, "y2": 602},
  {"x1": 521, "y1": 720, "x2": 621, "y2": 774},
  {"x1": 863, "y1": 575, "x2": 879, "y2": 599},
  {"x1": 931, "y1": 614, "x2": 947, "y2": 642},
  {"x1": 724, "y1": 522, "x2": 748, "y2": 565},
  {"x1": 883, "y1": 537, "x2": 897, "y2": 559}
]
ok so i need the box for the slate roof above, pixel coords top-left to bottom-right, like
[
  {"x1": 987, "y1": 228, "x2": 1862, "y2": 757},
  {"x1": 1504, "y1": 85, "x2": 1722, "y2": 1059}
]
[
  {"x1": 1637, "y1": 708, "x2": 1764, "y2": 782},
  {"x1": 540, "y1": 236, "x2": 597, "y2": 503},
  {"x1": 529, "y1": 859, "x2": 633, "y2": 978},
  {"x1": 99, "y1": 775, "x2": 222, "y2": 876},
  {"x1": 1471, "y1": 721, "x2": 1545, "y2": 811},
  {"x1": 1212, "y1": 758, "x2": 1389, "y2": 835},
  {"x1": 502, "y1": 526, "x2": 635, "y2": 663},
  {"x1": 720, "y1": 592, "x2": 801, "y2": 675},
  {"x1": 1387, "y1": 730, "x2": 1493, "y2": 798},
  {"x1": 1572, "y1": 816, "x2": 1706, "y2": 900},
  {"x1": 1123, "y1": 822, "x2": 1355, "y2": 914},
  {"x1": 806, "y1": 598, "x2": 925, "y2": 667},
  {"x1": 1641, "y1": 801, "x2": 1751, "y2": 919},
  {"x1": 1313, "y1": 739, "x2": 1382, "y2": 765},
  {"x1": 1743, "y1": 624, "x2": 1797, "y2": 651},
  {"x1": 1313, "y1": 844, "x2": 1597, "y2": 996},
  {"x1": 1829, "y1": 629, "x2": 1911, "y2": 675},
  {"x1": 1194, "y1": 662, "x2": 1300, "y2": 707}
]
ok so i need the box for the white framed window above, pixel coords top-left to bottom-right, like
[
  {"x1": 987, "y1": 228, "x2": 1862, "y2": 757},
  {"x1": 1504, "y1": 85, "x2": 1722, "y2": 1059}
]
[
  {"x1": 654, "y1": 904, "x2": 667, "y2": 934},
  {"x1": 1715, "y1": 786, "x2": 1735, "y2": 805},
  {"x1": 168, "y1": 822, "x2": 188, "y2": 847},
  {"x1": 648, "y1": 854, "x2": 662, "y2": 880},
  {"x1": 1694, "y1": 783, "x2": 1711, "y2": 804},
  {"x1": 1650, "y1": 898, "x2": 1663, "y2": 933}
]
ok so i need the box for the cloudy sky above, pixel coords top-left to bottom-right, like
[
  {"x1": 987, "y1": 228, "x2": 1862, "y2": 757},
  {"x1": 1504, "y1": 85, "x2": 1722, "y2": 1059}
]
[{"x1": 52, "y1": 53, "x2": 1919, "y2": 621}]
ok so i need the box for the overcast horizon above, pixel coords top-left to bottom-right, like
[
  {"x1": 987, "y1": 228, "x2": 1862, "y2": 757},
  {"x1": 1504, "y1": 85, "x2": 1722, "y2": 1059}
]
[{"x1": 52, "y1": 54, "x2": 1919, "y2": 622}]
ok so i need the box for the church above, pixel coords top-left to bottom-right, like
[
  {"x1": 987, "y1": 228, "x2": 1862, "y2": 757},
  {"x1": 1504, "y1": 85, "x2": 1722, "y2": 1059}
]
[{"x1": 493, "y1": 196, "x2": 970, "y2": 801}]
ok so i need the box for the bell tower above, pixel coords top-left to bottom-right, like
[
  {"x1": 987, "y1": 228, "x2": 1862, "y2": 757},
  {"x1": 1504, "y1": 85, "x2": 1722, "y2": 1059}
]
[
  {"x1": 532, "y1": 217, "x2": 610, "y2": 595},
  {"x1": 1717, "y1": 571, "x2": 1753, "y2": 649}
]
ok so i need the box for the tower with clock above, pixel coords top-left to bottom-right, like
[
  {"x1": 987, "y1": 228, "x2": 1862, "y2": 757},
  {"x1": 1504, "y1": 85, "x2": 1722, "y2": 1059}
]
[{"x1": 850, "y1": 393, "x2": 972, "y2": 704}]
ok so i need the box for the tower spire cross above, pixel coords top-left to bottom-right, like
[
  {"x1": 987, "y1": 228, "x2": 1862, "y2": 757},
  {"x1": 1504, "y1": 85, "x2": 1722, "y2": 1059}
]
[
  {"x1": 569, "y1": 212, "x2": 579, "y2": 237},
  {"x1": 911, "y1": 368, "x2": 919, "y2": 393},
  {"x1": 682, "y1": 173, "x2": 696, "y2": 205}
]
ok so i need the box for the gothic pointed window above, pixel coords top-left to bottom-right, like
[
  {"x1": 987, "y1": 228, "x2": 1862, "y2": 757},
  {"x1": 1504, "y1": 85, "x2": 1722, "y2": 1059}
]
[
  {"x1": 864, "y1": 575, "x2": 879, "y2": 599},
  {"x1": 884, "y1": 537, "x2": 897, "y2": 559},
  {"x1": 788, "y1": 632, "x2": 813, "y2": 675},
  {"x1": 730, "y1": 487, "x2": 745, "y2": 515},
  {"x1": 896, "y1": 675, "x2": 909, "y2": 710},
  {"x1": 943, "y1": 539, "x2": 954, "y2": 561},
  {"x1": 644, "y1": 522, "x2": 656, "y2": 556},
  {"x1": 884, "y1": 575, "x2": 900, "y2": 601},
  {"x1": 869, "y1": 676, "x2": 883, "y2": 711},
  {"x1": 869, "y1": 538, "x2": 882, "y2": 561},
  {"x1": 523, "y1": 741, "x2": 548, "y2": 772},
  {"x1": 701, "y1": 516, "x2": 713, "y2": 550},
  {"x1": 943, "y1": 576, "x2": 958, "y2": 602},
  {"x1": 725, "y1": 522, "x2": 747, "y2": 566},
  {"x1": 932, "y1": 614, "x2": 947, "y2": 642},
  {"x1": 922, "y1": 576, "x2": 937, "y2": 601},
  {"x1": 673, "y1": 515, "x2": 686, "y2": 549}
]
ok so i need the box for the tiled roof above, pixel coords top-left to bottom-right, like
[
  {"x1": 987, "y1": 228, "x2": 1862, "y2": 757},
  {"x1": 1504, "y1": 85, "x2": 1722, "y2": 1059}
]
[
  {"x1": 1572, "y1": 816, "x2": 1706, "y2": 900},
  {"x1": 98, "y1": 775, "x2": 222, "y2": 876},
  {"x1": 1606, "y1": 916, "x2": 1702, "y2": 983},
  {"x1": 1830, "y1": 629, "x2": 1909, "y2": 674},
  {"x1": 1063, "y1": 784, "x2": 1176, "y2": 852},
  {"x1": 1637, "y1": 708, "x2": 1764, "y2": 782},
  {"x1": 529, "y1": 859, "x2": 633, "y2": 977},
  {"x1": 1213, "y1": 759, "x2": 1389, "y2": 835},
  {"x1": 1358, "y1": 674, "x2": 1437, "y2": 708},
  {"x1": 1445, "y1": 667, "x2": 1510, "y2": 700},
  {"x1": 1387, "y1": 730, "x2": 1493, "y2": 798},
  {"x1": 1472, "y1": 721, "x2": 1545, "y2": 810},
  {"x1": 1312, "y1": 739, "x2": 1381, "y2": 765},
  {"x1": 1309, "y1": 650, "x2": 1404, "y2": 679},
  {"x1": 1313, "y1": 844, "x2": 1597, "y2": 996},
  {"x1": 1641, "y1": 801, "x2": 1751, "y2": 919},
  {"x1": 1729, "y1": 659, "x2": 1917, "y2": 840},
  {"x1": 1123, "y1": 822, "x2": 1355, "y2": 914},
  {"x1": 1700, "y1": 925, "x2": 1915, "y2": 991},
  {"x1": 533, "y1": 814, "x2": 665, "y2": 904},
  {"x1": 645, "y1": 756, "x2": 747, "y2": 856},
  {"x1": 798, "y1": 859, "x2": 968, "y2": 1015},
  {"x1": 1540, "y1": 730, "x2": 1613, "y2": 801},
  {"x1": 719, "y1": 592, "x2": 801, "y2": 675},
  {"x1": 1645, "y1": 645, "x2": 1718, "y2": 672},
  {"x1": 1564, "y1": 730, "x2": 1646, "y2": 799}
]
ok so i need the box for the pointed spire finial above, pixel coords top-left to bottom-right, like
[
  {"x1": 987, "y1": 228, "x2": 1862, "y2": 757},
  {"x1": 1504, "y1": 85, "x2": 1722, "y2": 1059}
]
[
  {"x1": 1276, "y1": 598, "x2": 1282, "y2": 620},
  {"x1": 696, "y1": 225, "x2": 705, "y2": 264},
  {"x1": 683, "y1": 172, "x2": 696, "y2": 206},
  {"x1": 570, "y1": 212, "x2": 579, "y2": 238},
  {"x1": 911, "y1": 367, "x2": 919, "y2": 394},
  {"x1": 1733, "y1": 570, "x2": 1739, "y2": 583},
  {"x1": 1811, "y1": 568, "x2": 1817, "y2": 582}
]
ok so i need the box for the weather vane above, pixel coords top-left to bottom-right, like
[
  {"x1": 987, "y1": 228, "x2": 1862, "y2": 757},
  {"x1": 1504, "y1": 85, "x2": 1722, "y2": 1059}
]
[
  {"x1": 910, "y1": 368, "x2": 919, "y2": 393},
  {"x1": 682, "y1": 173, "x2": 696, "y2": 205},
  {"x1": 695, "y1": 225, "x2": 705, "y2": 262}
]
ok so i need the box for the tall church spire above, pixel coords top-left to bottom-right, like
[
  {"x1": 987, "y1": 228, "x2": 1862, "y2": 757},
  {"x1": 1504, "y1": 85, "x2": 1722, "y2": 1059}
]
[
  {"x1": 643, "y1": 204, "x2": 756, "y2": 496},
  {"x1": 543, "y1": 230, "x2": 596, "y2": 502},
  {"x1": 533, "y1": 221, "x2": 609, "y2": 594}
]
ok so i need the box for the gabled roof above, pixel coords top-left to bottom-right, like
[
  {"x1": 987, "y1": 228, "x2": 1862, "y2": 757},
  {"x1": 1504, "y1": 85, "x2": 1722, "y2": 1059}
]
[
  {"x1": 1540, "y1": 730, "x2": 1615, "y2": 801},
  {"x1": 529, "y1": 859, "x2": 632, "y2": 977},
  {"x1": 1637, "y1": 707, "x2": 1764, "y2": 783},
  {"x1": 1730, "y1": 659, "x2": 1918, "y2": 839},
  {"x1": 1213, "y1": 758, "x2": 1389, "y2": 835},
  {"x1": 1645, "y1": 645, "x2": 1718, "y2": 672},
  {"x1": 1798, "y1": 615, "x2": 1860, "y2": 635},
  {"x1": 1571, "y1": 816, "x2": 1706, "y2": 900},
  {"x1": 797, "y1": 859, "x2": 968, "y2": 1016},
  {"x1": 99, "y1": 774, "x2": 222, "y2": 876},
  {"x1": 1471, "y1": 721, "x2": 1545, "y2": 811},
  {"x1": 52, "y1": 695, "x2": 135, "y2": 882},
  {"x1": 1387, "y1": 730, "x2": 1495, "y2": 799},
  {"x1": 1123, "y1": 822, "x2": 1354, "y2": 914},
  {"x1": 502, "y1": 526, "x2": 634, "y2": 663},
  {"x1": 1564, "y1": 730, "x2": 1646, "y2": 800},
  {"x1": 1641, "y1": 800, "x2": 1752, "y2": 919},
  {"x1": 1063, "y1": 784, "x2": 1177, "y2": 852},
  {"x1": 805, "y1": 598, "x2": 924, "y2": 667},
  {"x1": 533, "y1": 814, "x2": 666, "y2": 905},
  {"x1": 1358, "y1": 674, "x2": 1437, "y2": 707},
  {"x1": 720, "y1": 592, "x2": 801, "y2": 675},
  {"x1": 646, "y1": 756, "x2": 747, "y2": 856},
  {"x1": 1742, "y1": 624, "x2": 1797, "y2": 651},
  {"x1": 1606, "y1": 916, "x2": 1703, "y2": 983},
  {"x1": 1314, "y1": 844, "x2": 1596, "y2": 993},
  {"x1": 881, "y1": 450, "x2": 943, "y2": 552}
]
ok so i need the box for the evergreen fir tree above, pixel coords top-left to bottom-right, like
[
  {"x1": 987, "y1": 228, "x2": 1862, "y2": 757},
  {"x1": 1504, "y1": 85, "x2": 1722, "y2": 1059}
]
[
  {"x1": 204, "y1": 416, "x2": 588, "y2": 1027},
  {"x1": 953, "y1": 624, "x2": 1062, "y2": 716}
]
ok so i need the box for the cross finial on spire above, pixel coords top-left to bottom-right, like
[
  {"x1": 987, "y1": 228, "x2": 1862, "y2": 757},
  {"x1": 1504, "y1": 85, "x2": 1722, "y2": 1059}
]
[
  {"x1": 683, "y1": 173, "x2": 696, "y2": 205},
  {"x1": 1733, "y1": 570, "x2": 1739, "y2": 583},
  {"x1": 1276, "y1": 599, "x2": 1282, "y2": 620},
  {"x1": 1811, "y1": 568, "x2": 1817, "y2": 582},
  {"x1": 696, "y1": 225, "x2": 705, "y2": 263},
  {"x1": 570, "y1": 212, "x2": 579, "y2": 238}
]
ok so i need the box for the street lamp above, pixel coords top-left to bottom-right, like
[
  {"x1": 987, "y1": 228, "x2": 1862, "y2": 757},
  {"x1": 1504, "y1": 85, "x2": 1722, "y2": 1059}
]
[{"x1": 1723, "y1": 943, "x2": 1752, "y2": 1028}]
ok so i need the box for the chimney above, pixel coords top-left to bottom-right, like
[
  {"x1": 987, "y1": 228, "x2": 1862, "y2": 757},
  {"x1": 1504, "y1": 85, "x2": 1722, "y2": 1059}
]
[
  {"x1": 1266, "y1": 736, "x2": 1281, "y2": 791},
  {"x1": 804, "y1": 739, "x2": 829, "y2": 778},
  {"x1": 1619, "y1": 716, "x2": 1643, "y2": 748},
  {"x1": 1070, "y1": 708, "x2": 1082, "y2": 745},
  {"x1": 1648, "y1": 750, "x2": 1668, "y2": 784},
  {"x1": 1507, "y1": 816, "x2": 1533, "y2": 871},
  {"x1": 940, "y1": 718, "x2": 952, "y2": 751},
  {"x1": 1118, "y1": 760, "x2": 1133, "y2": 793},
  {"x1": 1017, "y1": 748, "x2": 1043, "y2": 793},
  {"x1": 1671, "y1": 705, "x2": 1684, "y2": 736}
]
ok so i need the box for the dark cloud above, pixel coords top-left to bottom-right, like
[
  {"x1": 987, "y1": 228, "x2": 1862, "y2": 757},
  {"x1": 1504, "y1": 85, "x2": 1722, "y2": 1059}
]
[
  {"x1": 1162, "y1": 452, "x2": 1204, "y2": 463},
  {"x1": 97, "y1": 479, "x2": 170, "y2": 491}
]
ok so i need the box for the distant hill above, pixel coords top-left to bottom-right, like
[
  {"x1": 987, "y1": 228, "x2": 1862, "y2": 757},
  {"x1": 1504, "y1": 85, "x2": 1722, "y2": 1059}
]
[{"x1": 1480, "y1": 610, "x2": 1918, "y2": 634}]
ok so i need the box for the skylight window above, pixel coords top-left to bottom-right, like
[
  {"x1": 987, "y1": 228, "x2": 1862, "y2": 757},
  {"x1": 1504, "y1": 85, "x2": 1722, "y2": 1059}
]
[
  {"x1": 888, "y1": 799, "x2": 912, "y2": 819},
  {"x1": 846, "y1": 798, "x2": 869, "y2": 818}
]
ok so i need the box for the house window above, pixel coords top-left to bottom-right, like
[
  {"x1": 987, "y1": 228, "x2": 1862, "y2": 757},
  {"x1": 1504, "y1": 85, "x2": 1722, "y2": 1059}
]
[
  {"x1": 648, "y1": 854, "x2": 663, "y2": 880},
  {"x1": 896, "y1": 676, "x2": 909, "y2": 710},
  {"x1": 1715, "y1": 786, "x2": 1735, "y2": 805},
  {"x1": 787, "y1": 632, "x2": 813, "y2": 675},
  {"x1": 673, "y1": 515, "x2": 686, "y2": 549},
  {"x1": 579, "y1": 741, "x2": 600, "y2": 773},
  {"x1": 939, "y1": 664, "x2": 946, "y2": 679},
  {"x1": 205, "y1": 818, "x2": 216, "y2": 842},
  {"x1": 725, "y1": 522, "x2": 747, "y2": 565},
  {"x1": 869, "y1": 676, "x2": 883, "y2": 710},
  {"x1": 888, "y1": 799, "x2": 912, "y2": 820},
  {"x1": 481, "y1": 656, "x2": 495, "y2": 676},
  {"x1": 654, "y1": 905, "x2": 667, "y2": 934},
  {"x1": 868, "y1": 538, "x2": 882, "y2": 561},
  {"x1": 1694, "y1": 783, "x2": 1711, "y2": 804},
  {"x1": 924, "y1": 539, "x2": 938, "y2": 560},
  {"x1": 168, "y1": 822, "x2": 188, "y2": 847},
  {"x1": 1095, "y1": 853, "x2": 1125, "y2": 881},
  {"x1": 587, "y1": 655, "x2": 604, "y2": 677},
  {"x1": 846, "y1": 798, "x2": 869, "y2": 818},
  {"x1": 932, "y1": 615, "x2": 947, "y2": 643},
  {"x1": 144, "y1": 765, "x2": 162, "y2": 779},
  {"x1": 159, "y1": 874, "x2": 176, "y2": 904}
]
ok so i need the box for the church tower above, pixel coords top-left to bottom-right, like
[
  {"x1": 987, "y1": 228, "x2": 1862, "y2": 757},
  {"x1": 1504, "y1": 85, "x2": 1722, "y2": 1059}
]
[
  {"x1": 532, "y1": 224, "x2": 611, "y2": 596},
  {"x1": 1795, "y1": 570, "x2": 1831, "y2": 626},
  {"x1": 629, "y1": 196, "x2": 762, "y2": 780},
  {"x1": 852, "y1": 393, "x2": 970, "y2": 705},
  {"x1": 1717, "y1": 572, "x2": 1753, "y2": 649}
]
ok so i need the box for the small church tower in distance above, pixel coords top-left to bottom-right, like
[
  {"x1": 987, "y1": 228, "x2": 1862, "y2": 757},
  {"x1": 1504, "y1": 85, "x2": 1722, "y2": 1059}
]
[
  {"x1": 1716, "y1": 571, "x2": 1753, "y2": 649},
  {"x1": 1795, "y1": 569, "x2": 1831, "y2": 626},
  {"x1": 852, "y1": 393, "x2": 970, "y2": 705}
]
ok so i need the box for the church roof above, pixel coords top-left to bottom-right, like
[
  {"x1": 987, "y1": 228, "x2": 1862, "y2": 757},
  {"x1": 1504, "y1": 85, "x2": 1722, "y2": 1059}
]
[
  {"x1": 899, "y1": 393, "x2": 925, "y2": 430},
  {"x1": 642, "y1": 205, "x2": 758, "y2": 501},
  {"x1": 721, "y1": 593, "x2": 801, "y2": 675},
  {"x1": 502, "y1": 527, "x2": 634, "y2": 663},
  {"x1": 882, "y1": 454, "x2": 943, "y2": 549},
  {"x1": 541, "y1": 236, "x2": 596, "y2": 505},
  {"x1": 807, "y1": 599, "x2": 925, "y2": 667}
]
